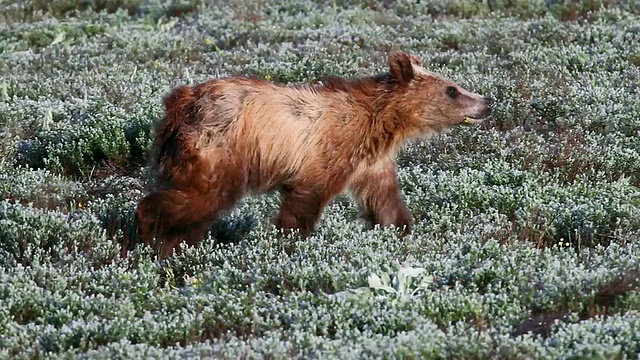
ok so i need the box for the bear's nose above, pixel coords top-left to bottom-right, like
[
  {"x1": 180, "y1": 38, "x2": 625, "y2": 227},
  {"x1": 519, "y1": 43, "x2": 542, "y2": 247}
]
[{"x1": 483, "y1": 97, "x2": 495, "y2": 106}]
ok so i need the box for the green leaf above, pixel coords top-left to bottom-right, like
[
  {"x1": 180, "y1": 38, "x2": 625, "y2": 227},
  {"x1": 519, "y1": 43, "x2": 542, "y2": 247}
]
[
  {"x1": 49, "y1": 31, "x2": 65, "y2": 46},
  {"x1": 397, "y1": 267, "x2": 427, "y2": 295},
  {"x1": 367, "y1": 273, "x2": 396, "y2": 294}
]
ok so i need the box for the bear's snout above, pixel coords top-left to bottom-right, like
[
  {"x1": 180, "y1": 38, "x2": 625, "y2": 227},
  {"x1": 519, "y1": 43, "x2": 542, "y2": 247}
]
[
  {"x1": 481, "y1": 98, "x2": 493, "y2": 117},
  {"x1": 462, "y1": 95, "x2": 494, "y2": 124},
  {"x1": 477, "y1": 97, "x2": 495, "y2": 118},
  {"x1": 480, "y1": 99, "x2": 491, "y2": 118}
]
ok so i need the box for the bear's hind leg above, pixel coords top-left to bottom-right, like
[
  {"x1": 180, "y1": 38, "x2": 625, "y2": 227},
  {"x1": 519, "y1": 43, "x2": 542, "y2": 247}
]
[
  {"x1": 156, "y1": 219, "x2": 215, "y2": 259},
  {"x1": 134, "y1": 179, "x2": 242, "y2": 258},
  {"x1": 134, "y1": 188, "x2": 212, "y2": 255},
  {"x1": 348, "y1": 156, "x2": 412, "y2": 235},
  {"x1": 275, "y1": 182, "x2": 336, "y2": 237}
]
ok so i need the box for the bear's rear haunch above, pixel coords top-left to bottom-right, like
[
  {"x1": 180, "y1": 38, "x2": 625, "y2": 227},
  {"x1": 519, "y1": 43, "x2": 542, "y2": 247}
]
[{"x1": 124, "y1": 50, "x2": 494, "y2": 259}]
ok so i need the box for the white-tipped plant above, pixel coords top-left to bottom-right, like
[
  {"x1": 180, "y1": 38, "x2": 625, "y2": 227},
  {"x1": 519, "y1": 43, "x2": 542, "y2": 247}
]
[{"x1": 334, "y1": 265, "x2": 435, "y2": 301}]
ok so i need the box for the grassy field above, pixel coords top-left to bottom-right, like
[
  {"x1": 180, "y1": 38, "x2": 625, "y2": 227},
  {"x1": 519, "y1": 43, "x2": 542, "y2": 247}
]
[{"x1": 1, "y1": 0, "x2": 640, "y2": 358}]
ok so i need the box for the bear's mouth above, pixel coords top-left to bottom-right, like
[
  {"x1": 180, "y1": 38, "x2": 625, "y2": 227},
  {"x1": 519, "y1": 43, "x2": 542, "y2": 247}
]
[{"x1": 461, "y1": 115, "x2": 489, "y2": 125}]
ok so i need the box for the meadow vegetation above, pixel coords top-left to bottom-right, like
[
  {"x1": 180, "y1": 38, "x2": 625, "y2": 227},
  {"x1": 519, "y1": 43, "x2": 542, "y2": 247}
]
[{"x1": 1, "y1": 0, "x2": 639, "y2": 358}]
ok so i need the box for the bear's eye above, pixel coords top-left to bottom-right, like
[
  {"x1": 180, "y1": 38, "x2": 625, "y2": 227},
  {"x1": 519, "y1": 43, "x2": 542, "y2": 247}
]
[{"x1": 446, "y1": 86, "x2": 458, "y2": 99}]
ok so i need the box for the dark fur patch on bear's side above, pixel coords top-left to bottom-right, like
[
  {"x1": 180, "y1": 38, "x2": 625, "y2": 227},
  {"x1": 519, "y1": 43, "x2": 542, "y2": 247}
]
[
  {"x1": 288, "y1": 97, "x2": 325, "y2": 122},
  {"x1": 193, "y1": 85, "x2": 234, "y2": 136}
]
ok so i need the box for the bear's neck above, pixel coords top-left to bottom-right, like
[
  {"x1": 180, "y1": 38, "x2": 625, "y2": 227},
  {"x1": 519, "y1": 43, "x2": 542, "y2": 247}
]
[{"x1": 329, "y1": 74, "x2": 423, "y2": 162}]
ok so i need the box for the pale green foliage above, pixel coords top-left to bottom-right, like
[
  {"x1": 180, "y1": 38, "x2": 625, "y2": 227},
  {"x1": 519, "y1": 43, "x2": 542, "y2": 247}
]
[
  {"x1": 333, "y1": 265, "x2": 435, "y2": 301},
  {"x1": 1, "y1": 0, "x2": 640, "y2": 358}
]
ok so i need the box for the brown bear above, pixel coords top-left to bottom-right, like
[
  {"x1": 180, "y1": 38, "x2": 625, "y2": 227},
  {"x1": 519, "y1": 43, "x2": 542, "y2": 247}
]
[{"x1": 124, "y1": 50, "x2": 494, "y2": 258}]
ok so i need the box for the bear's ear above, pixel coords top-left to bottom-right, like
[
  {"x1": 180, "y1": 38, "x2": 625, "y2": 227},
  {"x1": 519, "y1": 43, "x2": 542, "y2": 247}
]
[
  {"x1": 389, "y1": 51, "x2": 415, "y2": 84},
  {"x1": 408, "y1": 53, "x2": 422, "y2": 66}
]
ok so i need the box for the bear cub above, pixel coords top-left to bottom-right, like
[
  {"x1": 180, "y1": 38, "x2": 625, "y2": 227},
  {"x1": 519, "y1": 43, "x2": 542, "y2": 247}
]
[{"x1": 125, "y1": 50, "x2": 494, "y2": 258}]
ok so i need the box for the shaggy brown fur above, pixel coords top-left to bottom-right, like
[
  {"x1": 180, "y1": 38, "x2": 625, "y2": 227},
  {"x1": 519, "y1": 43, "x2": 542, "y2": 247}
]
[{"x1": 125, "y1": 50, "x2": 494, "y2": 258}]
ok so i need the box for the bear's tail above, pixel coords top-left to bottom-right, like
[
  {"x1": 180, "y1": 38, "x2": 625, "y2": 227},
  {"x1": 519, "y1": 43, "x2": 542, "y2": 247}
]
[
  {"x1": 125, "y1": 85, "x2": 201, "y2": 258},
  {"x1": 151, "y1": 85, "x2": 198, "y2": 169},
  {"x1": 161, "y1": 85, "x2": 197, "y2": 132}
]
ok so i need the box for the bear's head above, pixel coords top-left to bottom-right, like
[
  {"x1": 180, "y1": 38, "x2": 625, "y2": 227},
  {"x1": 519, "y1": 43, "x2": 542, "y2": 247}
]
[{"x1": 387, "y1": 51, "x2": 494, "y2": 131}]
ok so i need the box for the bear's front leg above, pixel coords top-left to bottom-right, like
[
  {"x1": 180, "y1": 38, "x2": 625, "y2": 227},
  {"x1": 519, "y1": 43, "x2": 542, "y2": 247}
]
[{"x1": 348, "y1": 156, "x2": 412, "y2": 235}]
